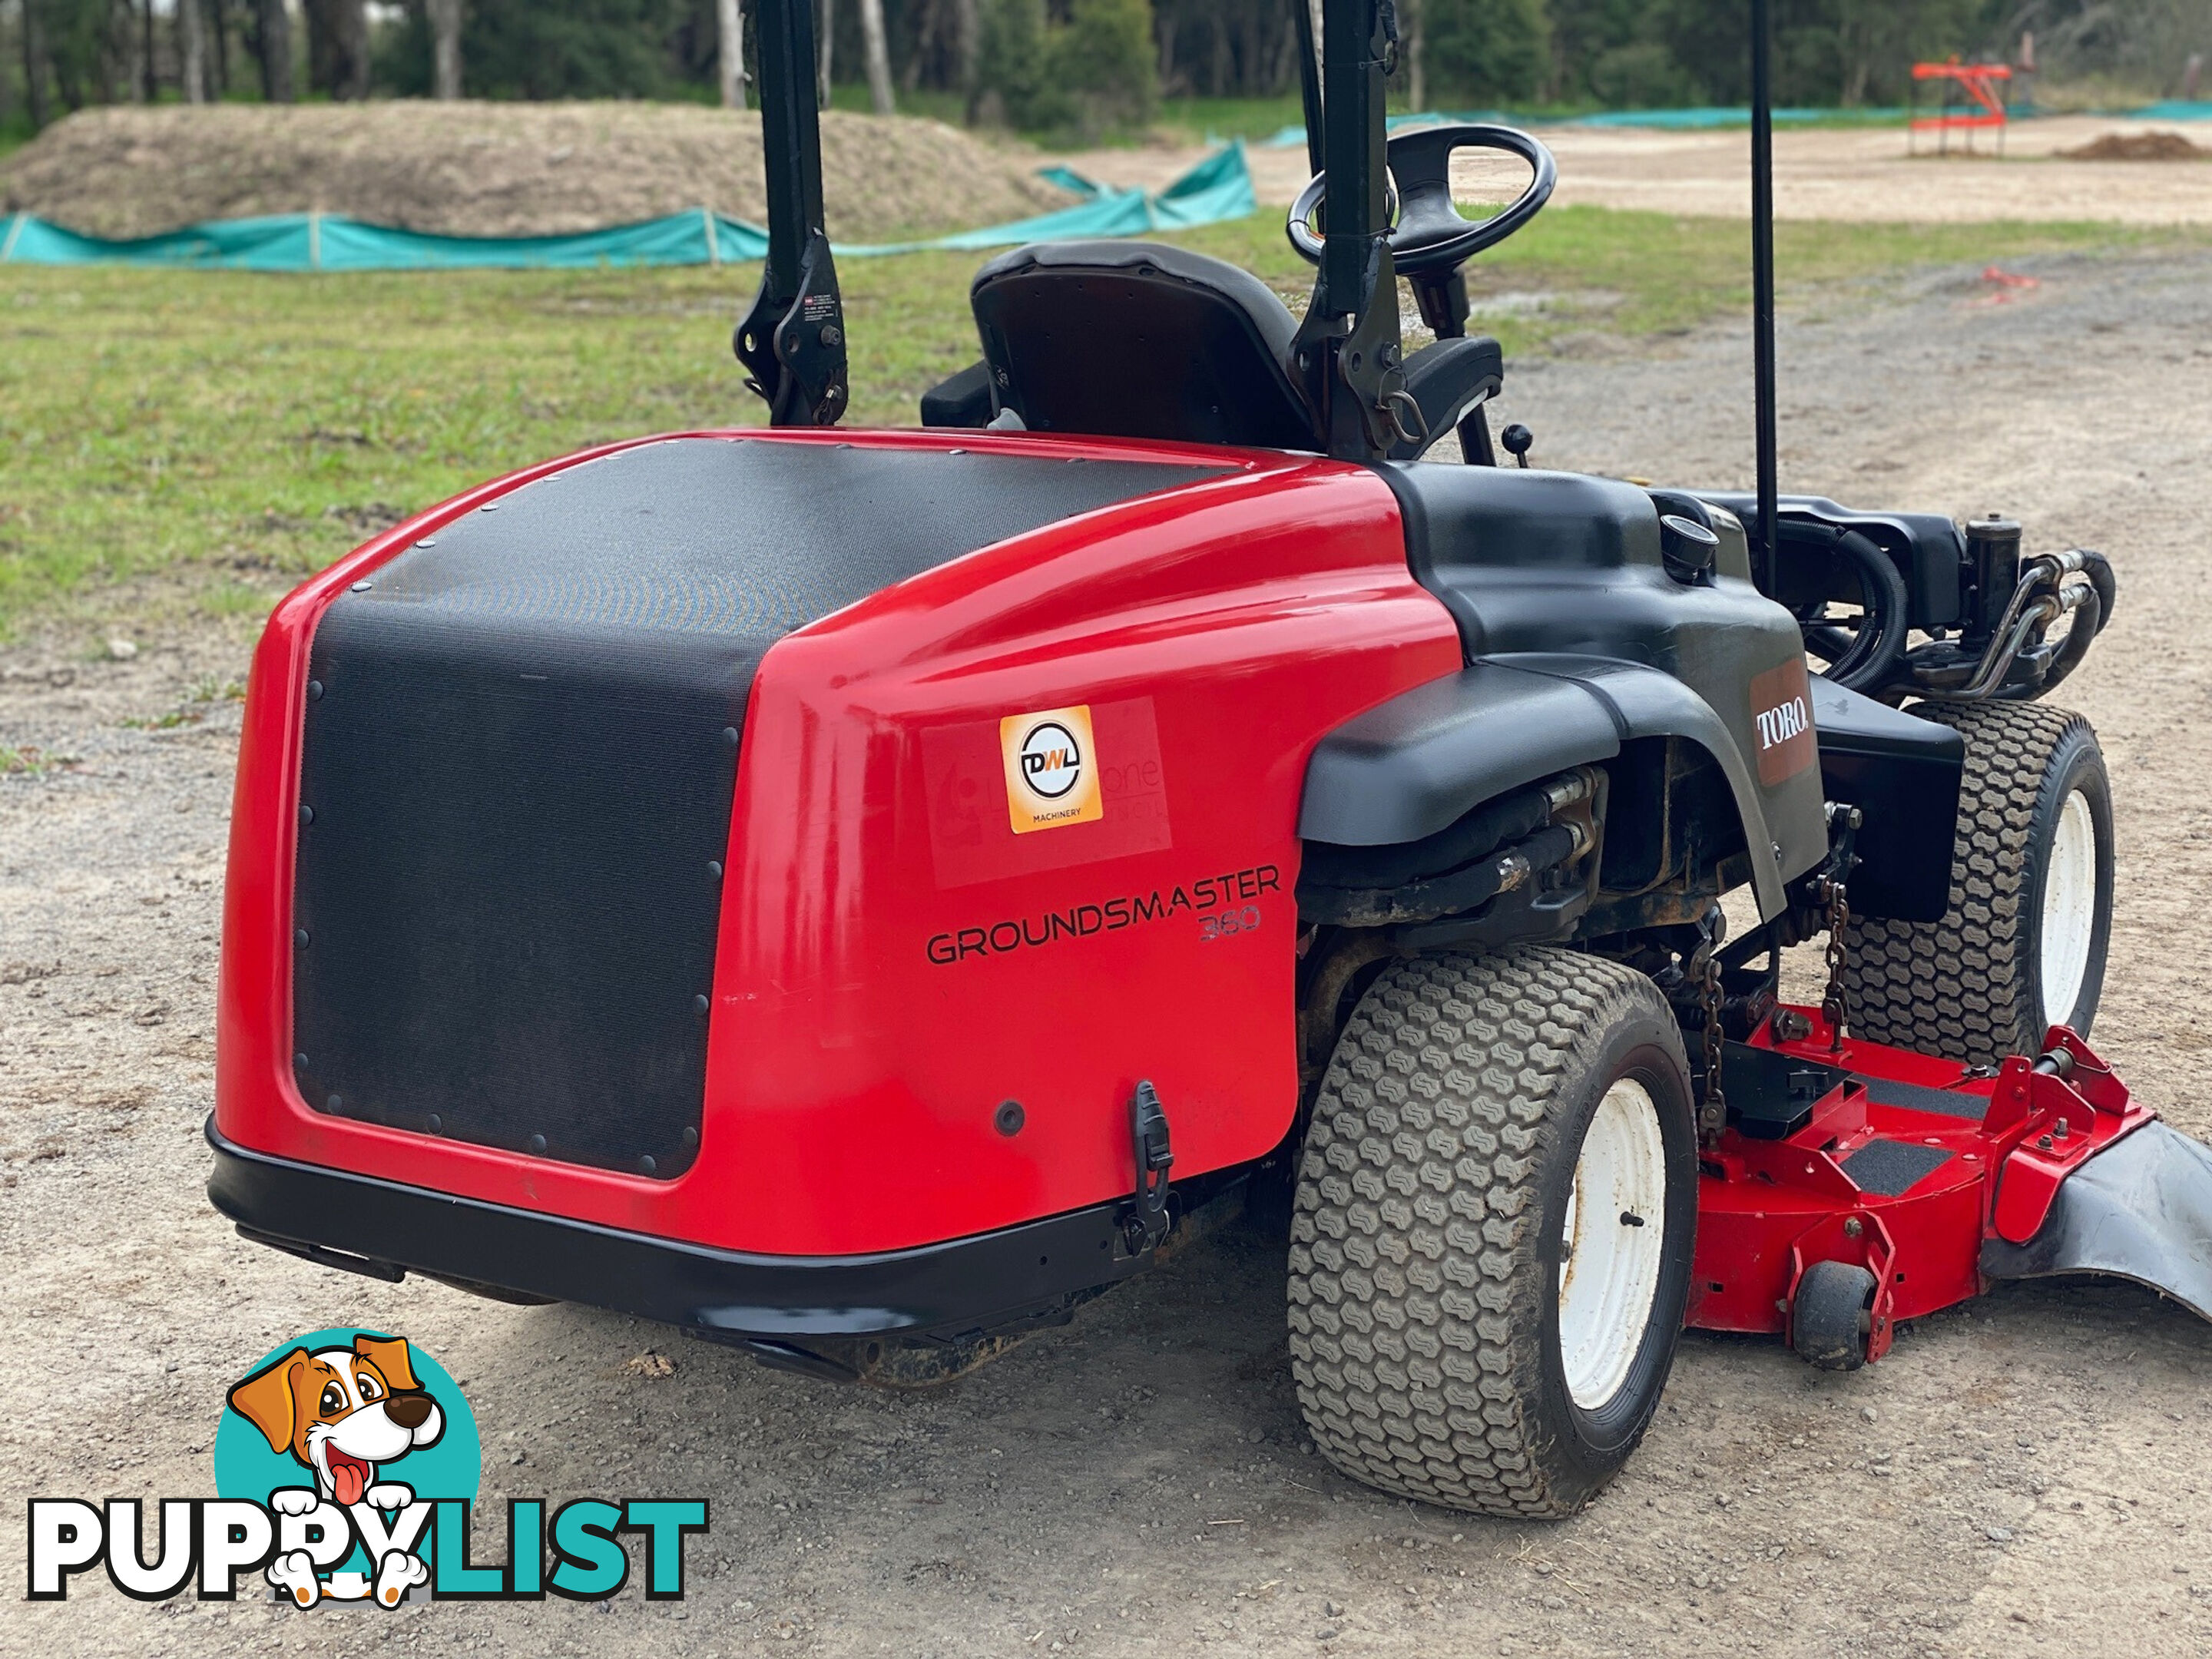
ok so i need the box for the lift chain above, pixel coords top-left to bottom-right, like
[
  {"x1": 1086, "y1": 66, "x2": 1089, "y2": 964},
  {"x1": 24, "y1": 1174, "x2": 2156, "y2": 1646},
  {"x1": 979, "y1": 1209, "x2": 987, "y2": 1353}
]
[
  {"x1": 1696, "y1": 950, "x2": 1727, "y2": 1138},
  {"x1": 1820, "y1": 876, "x2": 1852, "y2": 1051}
]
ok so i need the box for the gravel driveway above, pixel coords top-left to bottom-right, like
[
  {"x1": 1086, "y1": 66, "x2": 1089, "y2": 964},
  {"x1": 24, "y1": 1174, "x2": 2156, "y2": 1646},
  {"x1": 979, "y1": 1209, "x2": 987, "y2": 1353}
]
[
  {"x1": 1068, "y1": 115, "x2": 2212, "y2": 224},
  {"x1": 5, "y1": 246, "x2": 2210, "y2": 1658}
]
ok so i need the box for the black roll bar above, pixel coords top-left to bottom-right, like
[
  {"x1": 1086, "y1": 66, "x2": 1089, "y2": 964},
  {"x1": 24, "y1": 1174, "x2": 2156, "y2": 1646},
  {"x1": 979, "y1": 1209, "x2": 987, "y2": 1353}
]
[
  {"x1": 1750, "y1": 0, "x2": 1781, "y2": 591},
  {"x1": 734, "y1": 0, "x2": 850, "y2": 426},
  {"x1": 1286, "y1": 0, "x2": 1409, "y2": 463}
]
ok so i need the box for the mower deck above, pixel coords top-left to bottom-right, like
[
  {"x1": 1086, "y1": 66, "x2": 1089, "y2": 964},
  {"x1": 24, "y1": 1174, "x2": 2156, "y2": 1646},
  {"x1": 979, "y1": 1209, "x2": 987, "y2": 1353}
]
[{"x1": 1693, "y1": 1007, "x2": 2155, "y2": 1357}]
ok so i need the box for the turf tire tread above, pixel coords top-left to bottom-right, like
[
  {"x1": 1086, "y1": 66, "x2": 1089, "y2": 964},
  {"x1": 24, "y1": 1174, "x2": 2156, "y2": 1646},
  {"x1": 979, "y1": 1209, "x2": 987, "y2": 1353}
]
[
  {"x1": 1840, "y1": 700, "x2": 2088, "y2": 1068},
  {"x1": 1286, "y1": 946, "x2": 1674, "y2": 1519}
]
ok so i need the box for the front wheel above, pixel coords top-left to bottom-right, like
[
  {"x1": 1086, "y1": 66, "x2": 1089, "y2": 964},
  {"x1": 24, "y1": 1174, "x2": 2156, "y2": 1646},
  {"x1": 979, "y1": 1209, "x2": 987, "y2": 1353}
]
[
  {"x1": 1844, "y1": 702, "x2": 2114, "y2": 1067},
  {"x1": 1287, "y1": 948, "x2": 1697, "y2": 1518}
]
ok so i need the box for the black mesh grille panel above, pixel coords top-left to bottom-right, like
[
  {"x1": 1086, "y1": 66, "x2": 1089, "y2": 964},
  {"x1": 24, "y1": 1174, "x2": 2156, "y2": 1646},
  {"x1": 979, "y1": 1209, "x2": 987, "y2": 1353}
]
[{"x1": 292, "y1": 437, "x2": 1217, "y2": 1178}]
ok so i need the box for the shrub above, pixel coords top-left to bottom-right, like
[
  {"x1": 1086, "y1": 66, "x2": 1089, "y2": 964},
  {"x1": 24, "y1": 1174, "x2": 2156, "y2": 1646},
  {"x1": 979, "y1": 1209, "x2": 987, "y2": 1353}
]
[
  {"x1": 975, "y1": 0, "x2": 1156, "y2": 137},
  {"x1": 1047, "y1": 0, "x2": 1159, "y2": 136},
  {"x1": 1588, "y1": 41, "x2": 1695, "y2": 108},
  {"x1": 973, "y1": 0, "x2": 1051, "y2": 127},
  {"x1": 1424, "y1": 0, "x2": 1552, "y2": 106}
]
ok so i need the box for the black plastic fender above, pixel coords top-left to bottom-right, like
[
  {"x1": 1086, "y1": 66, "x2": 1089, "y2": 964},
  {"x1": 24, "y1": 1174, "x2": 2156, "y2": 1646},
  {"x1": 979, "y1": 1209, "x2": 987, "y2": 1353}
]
[
  {"x1": 1297, "y1": 661, "x2": 1619, "y2": 843},
  {"x1": 1300, "y1": 654, "x2": 1797, "y2": 918},
  {"x1": 1981, "y1": 1120, "x2": 2212, "y2": 1323},
  {"x1": 1807, "y1": 676, "x2": 1965, "y2": 922}
]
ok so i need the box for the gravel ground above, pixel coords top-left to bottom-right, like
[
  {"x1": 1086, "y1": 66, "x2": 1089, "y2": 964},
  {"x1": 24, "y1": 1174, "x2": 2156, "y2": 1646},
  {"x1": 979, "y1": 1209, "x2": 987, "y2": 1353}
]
[
  {"x1": 5, "y1": 247, "x2": 2210, "y2": 1657},
  {"x1": 1068, "y1": 114, "x2": 2212, "y2": 224}
]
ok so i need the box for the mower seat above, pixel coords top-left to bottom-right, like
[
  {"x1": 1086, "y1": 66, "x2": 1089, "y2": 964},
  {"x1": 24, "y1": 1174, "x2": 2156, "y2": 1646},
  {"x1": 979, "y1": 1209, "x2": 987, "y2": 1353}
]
[
  {"x1": 968, "y1": 240, "x2": 1321, "y2": 450},
  {"x1": 945, "y1": 239, "x2": 1509, "y2": 459}
]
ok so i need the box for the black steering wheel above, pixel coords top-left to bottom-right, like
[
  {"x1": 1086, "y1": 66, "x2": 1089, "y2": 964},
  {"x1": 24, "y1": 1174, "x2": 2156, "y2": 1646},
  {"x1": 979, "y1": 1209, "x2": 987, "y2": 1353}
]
[{"x1": 1288, "y1": 123, "x2": 1557, "y2": 276}]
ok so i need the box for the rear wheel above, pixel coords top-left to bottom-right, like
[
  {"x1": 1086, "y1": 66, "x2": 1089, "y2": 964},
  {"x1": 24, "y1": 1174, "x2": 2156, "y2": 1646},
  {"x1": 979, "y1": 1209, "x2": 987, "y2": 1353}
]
[
  {"x1": 1843, "y1": 702, "x2": 2113, "y2": 1068},
  {"x1": 1286, "y1": 949, "x2": 1696, "y2": 1518}
]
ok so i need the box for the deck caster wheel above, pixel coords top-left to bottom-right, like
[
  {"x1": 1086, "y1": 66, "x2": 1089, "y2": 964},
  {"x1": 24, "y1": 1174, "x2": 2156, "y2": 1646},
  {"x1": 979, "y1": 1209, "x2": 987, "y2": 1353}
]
[
  {"x1": 1845, "y1": 702, "x2": 2113, "y2": 1067},
  {"x1": 1287, "y1": 948, "x2": 1697, "y2": 1519},
  {"x1": 1790, "y1": 1260, "x2": 1877, "y2": 1371}
]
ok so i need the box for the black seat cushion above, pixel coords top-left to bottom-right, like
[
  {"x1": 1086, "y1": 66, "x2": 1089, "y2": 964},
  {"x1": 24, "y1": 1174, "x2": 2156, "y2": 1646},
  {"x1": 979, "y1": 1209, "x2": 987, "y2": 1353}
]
[
  {"x1": 1389, "y1": 336, "x2": 1504, "y2": 461},
  {"x1": 969, "y1": 240, "x2": 1320, "y2": 451}
]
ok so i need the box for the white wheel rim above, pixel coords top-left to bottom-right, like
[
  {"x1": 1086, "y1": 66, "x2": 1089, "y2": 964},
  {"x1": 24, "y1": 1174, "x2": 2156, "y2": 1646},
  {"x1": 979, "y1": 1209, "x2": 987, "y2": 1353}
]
[
  {"x1": 2040, "y1": 786, "x2": 2098, "y2": 1031},
  {"x1": 1557, "y1": 1077, "x2": 1667, "y2": 1412}
]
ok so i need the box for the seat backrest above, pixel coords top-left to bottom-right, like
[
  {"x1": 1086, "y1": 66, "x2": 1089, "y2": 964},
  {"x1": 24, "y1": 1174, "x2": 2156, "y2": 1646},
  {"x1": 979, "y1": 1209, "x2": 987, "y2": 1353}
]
[{"x1": 969, "y1": 241, "x2": 1321, "y2": 452}]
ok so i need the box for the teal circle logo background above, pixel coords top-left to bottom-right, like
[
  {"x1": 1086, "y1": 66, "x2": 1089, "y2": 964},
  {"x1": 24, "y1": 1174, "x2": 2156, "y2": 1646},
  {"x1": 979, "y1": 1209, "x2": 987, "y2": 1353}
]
[{"x1": 213, "y1": 1327, "x2": 482, "y2": 1508}]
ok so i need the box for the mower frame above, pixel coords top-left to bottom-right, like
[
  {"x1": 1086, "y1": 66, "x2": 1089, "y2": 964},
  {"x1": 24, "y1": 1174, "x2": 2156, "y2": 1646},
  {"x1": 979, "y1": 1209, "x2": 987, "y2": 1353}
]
[{"x1": 203, "y1": 0, "x2": 2207, "y2": 1505}]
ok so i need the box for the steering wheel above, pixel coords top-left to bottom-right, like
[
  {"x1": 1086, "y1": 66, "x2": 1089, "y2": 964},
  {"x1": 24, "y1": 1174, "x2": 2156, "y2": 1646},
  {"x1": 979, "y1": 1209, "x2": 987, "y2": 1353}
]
[{"x1": 1288, "y1": 123, "x2": 1557, "y2": 276}]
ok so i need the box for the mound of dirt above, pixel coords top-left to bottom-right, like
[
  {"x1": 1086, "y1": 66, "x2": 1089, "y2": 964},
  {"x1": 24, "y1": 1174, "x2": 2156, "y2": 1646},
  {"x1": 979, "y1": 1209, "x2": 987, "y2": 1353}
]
[
  {"x1": 2058, "y1": 130, "x2": 2209, "y2": 162},
  {"x1": 0, "y1": 101, "x2": 1075, "y2": 241}
]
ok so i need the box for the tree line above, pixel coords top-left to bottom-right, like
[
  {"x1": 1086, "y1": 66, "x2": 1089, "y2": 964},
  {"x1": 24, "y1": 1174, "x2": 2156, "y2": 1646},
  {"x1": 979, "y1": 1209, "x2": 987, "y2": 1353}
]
[{"x1": 2, "y1": 0, "x2": 2200, "y2": 137}]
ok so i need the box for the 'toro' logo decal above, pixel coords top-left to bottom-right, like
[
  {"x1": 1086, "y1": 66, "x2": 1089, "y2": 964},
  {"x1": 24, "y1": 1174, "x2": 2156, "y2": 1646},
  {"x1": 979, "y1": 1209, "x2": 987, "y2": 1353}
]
[{"x1": 1747, "y1": 657, "x2": 1817, "y2": 786}]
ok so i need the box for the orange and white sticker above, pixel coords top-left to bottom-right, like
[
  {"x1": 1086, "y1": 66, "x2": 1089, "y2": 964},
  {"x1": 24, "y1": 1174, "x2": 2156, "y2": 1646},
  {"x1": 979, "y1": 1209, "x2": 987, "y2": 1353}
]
[
  {"x1": 1748, "y1": 657, "x2": 1817, "y2": 786},
  {"x1": 1001, "y1": 705, "x2": 1104, "y2": 833}
]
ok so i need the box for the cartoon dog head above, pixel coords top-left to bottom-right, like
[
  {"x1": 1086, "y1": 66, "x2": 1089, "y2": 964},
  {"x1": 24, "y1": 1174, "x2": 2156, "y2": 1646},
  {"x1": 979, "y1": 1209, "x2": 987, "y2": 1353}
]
[{"x1": 228, "y1": 1335, "x2": 444, "y2": 1507}]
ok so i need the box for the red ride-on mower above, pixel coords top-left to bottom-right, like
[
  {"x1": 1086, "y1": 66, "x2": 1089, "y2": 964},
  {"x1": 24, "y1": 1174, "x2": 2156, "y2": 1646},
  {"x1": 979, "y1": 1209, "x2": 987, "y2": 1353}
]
[{"x1": 207, "y1": 0, "x2": 2212, "y2": 1517}]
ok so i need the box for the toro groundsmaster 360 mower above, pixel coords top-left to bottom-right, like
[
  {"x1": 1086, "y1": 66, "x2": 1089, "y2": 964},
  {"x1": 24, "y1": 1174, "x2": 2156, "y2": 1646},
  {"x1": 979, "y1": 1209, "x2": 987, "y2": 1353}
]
[{"x1": 208, "y1": 0, "x2": 2212, "y2": 1517}]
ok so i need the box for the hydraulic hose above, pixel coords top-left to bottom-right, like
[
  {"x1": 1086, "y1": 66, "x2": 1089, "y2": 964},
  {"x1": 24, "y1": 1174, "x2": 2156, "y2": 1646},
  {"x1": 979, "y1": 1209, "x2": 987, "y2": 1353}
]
[
  {"x1": 2022, "y1": 548, "x2": 2114, "y2": 697},
  {"x1": 1790, "y1": 524, "x2": 1910, "y2": 693}
]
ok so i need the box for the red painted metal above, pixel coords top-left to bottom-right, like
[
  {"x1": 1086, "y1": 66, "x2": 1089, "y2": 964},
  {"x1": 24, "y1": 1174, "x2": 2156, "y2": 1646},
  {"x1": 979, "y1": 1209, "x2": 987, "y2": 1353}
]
[
  {"x1": 1909, "y1": 59, "x2": 2013, "y2": 157},
  {"x1": 1688, "y1": 1009, "x2": 2151, "y2": 1349},
  {"x1": 217, "y1": 422, "x2": 2157, "y2": 1321},
  {"x1": 214, "y1": 428, "x2": 1465, "y2": 1256}
]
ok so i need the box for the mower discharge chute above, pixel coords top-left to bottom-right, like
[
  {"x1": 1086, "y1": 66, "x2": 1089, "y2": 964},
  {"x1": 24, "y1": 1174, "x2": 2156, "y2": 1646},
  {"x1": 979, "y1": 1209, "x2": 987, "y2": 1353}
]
[{"x1": 207, "y1": 0, "x2": 2212, "y2": 1518}]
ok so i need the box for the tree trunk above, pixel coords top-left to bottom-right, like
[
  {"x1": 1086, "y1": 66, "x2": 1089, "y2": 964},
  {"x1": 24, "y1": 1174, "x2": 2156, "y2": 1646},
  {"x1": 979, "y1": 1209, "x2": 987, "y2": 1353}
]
[
  {"x1": 210, "y1": 0, "x2": 230, "y2": 93},
  {"x1": 303, "y1": 0, "x2": 369, "y2": 98},
  {"x1": 425, "y1": 0, "x2": 461, "y2": 98},
  {"x1": 716, "y1": 0, "x2": 744, "y2": 107},
  {"x1": 305, "y1": 0, "x2": 337, "y2": 92},
  {"x1": 22, "y1": 0, "x2": 52, "y2": 127},
  {"x1": 342, "y1": 0, "x2": 367, "y2": 96},
  {"x1": 256, "y1": 0, "x2": 294, "y2": 101},
  {"x1": 816, "y1": 0, "x2": 833, "y2": 105},
  {"x1": 95, "y1": 7, "x2": 119, "y2": 104},
  {"x1": 899, "y1": 0, "x2": 922, "y2": 92},
  {"x1": 858, "y1": 0, "x2": 892, "y2": 114},
  {"x1": 1404, "y1": 0, "x2": 1422, "y2": 111},
  {"x1": 180, "y1": 0, "x2": 208, "y2": 101},
  {"x1": 141, "y1": 0, "x2": 157, "y2": 100},
  {"x1": 953, "y1": 0, "x2": 976, "y2": 96}
]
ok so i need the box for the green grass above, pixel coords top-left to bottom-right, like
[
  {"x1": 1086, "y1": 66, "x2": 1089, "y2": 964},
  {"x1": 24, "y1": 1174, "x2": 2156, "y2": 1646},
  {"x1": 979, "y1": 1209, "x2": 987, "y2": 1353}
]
[
  {"x1": 1155, "y1": 96, "x2": 1309, "y2": 144},
  {"x1": 0, "y1": 743, "x2": 77, "y2": 774},
  {"x1": 1, "y1": 207, "x2": 2198, "y2": 636}
]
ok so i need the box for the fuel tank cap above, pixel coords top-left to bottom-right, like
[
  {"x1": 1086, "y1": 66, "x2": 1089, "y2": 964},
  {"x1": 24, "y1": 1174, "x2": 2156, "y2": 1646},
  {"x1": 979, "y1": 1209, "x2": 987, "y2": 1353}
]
[{"x1": 1659, "y1": 513, "x2": 1720, "y2": 585}]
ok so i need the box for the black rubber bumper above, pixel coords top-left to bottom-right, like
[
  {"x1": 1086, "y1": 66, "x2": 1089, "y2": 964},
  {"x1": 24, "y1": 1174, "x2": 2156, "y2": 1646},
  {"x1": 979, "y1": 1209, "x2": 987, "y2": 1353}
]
[{"x1": 205, "y1": 1118, "x2": 1149, "y2": 1341}]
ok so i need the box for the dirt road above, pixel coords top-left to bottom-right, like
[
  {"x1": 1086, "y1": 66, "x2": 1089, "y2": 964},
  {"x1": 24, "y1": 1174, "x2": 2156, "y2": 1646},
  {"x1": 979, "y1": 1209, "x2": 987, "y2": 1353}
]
[
  {"x1": 5, "y1": 246, "x2": 2210, "y2": 1657},
  {"x1": 1071, "y1": 114, "x2": 2212, "y2": 224}
]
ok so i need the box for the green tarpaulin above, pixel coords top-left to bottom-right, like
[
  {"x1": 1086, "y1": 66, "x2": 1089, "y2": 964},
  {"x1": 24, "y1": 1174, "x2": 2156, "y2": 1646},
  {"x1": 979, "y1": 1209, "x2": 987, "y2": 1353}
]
[{"x1": 0, "y1": 142, "x2": 1256, "y2": 273}]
